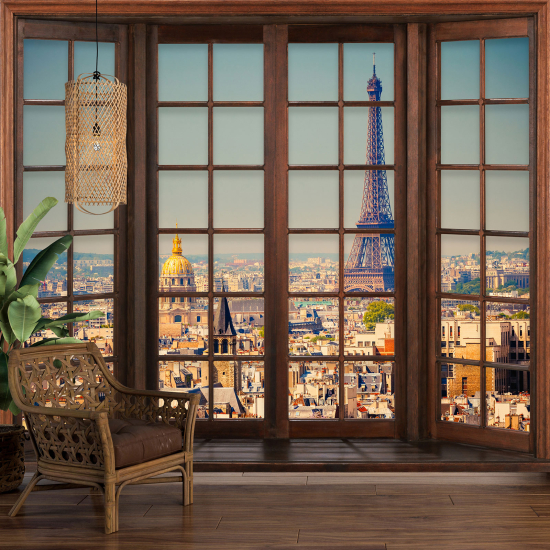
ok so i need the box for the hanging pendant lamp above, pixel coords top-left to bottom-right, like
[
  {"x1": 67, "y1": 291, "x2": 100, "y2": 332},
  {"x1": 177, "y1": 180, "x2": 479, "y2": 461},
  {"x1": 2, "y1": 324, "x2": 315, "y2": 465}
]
[{"x1": 65, "y1": 0, "x2": 127, "y2": 215}]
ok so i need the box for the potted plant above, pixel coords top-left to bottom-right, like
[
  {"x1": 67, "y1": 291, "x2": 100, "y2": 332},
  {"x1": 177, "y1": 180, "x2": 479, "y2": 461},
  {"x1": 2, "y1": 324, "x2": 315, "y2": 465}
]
[{"x1": 0, "y1": 197, "x2": 102, "y2": 493}]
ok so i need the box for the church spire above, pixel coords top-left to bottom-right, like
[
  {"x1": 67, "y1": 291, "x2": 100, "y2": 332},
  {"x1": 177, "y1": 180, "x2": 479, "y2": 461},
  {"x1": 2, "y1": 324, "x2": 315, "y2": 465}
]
[{"x1": 172, "y1": 222, "x2": 182, "y2": 255}]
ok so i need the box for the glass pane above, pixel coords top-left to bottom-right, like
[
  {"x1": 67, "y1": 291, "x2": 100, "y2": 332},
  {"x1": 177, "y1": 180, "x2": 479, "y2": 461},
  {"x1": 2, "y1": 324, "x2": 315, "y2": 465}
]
[
  {"x1": 214, "y1": 234, "x2": 264, "y2": 292},
  {"x1": 288, "y1": 107, "x2": 338, "y2": 165},
  {"x1": 440, "y1": 171, "x2": 479, "y2": 230},
  {"x1": 240, "y1": 361, "x2": 265, "y2": 418},
  {"x1": 214, "y1": 171, "x2": 264, "y2": 228},
  {"x1": 289, "y1": 360, "x2": 339, "y2": 419},
  {"x1": 159, "y1": 233, "x2": 207, "y2": 292},
  {"x1": 212, "y1": 360, "x2": 245, "y2": 418},
  {"x1": 288, "y1": 44, "x2": 338, "y2": 101},
  {"x1": 289, "y1": 235, "x2": 339, "y2": 293},
  {"x1": 73, "y1": 236, "x2": 114, "y2": 295},
  {"x1": 26, "y1": 237, "x2": 67, "y2": 295},
  {"x1": 441, "y1": 299, "x2": 481, "y2": 360},
  {"x1": 485, "y1": 105, "x2": 529, "y2": 165},
  {"x1": 213, "y1": 297, "x2": 263, "y2": 356},
  {"x1": 158, "y1": 107, "x2": 208, "y2": 165},
  {"x1": 33, "y1": 302, "x2": 67, "y2": 344},
  {"x1": 344, "y1": 298, "x2": 395, "y2": 356},
  {"x1": 485, "y1": 38, "x2": 529, "y2": 99},
  {"x1": 289, "y1": 297, "x2": 339, "y2": 355},
  {"x1": 344, "y1": 107, "x2": 394, "y2": 165},
  {"x1": 486, "y1": 171, "x2": 529, "y2": 232},
  {"x1": 441, "y1": 106, "x2": 479, "y2": 165},
  {"x1": 74, "y1": 42, "x2": 115, "y2": 79},
  {"x1": 158, "y1": 44, "x2": 208, "y2": 101},
  {"x1": 73, "y1": 298, "x2": 114, "y2": 355},
  {"x1": 159, "y1": 360, "x2": 209, "y2": 418},
  {"x1": 486, "y1": 236, "x2": 530, "y2": 296},
  {"x1": 486, "y1": 302, "x2": 530, "y2": 364},
  {"x1": 159, "y1": 297, "x2": 208, "y2": 356},
  {"x1": 344, "y1": 233, "x2": 395, "y2": 293},
  {"x1": 344, "y1": 361, "x2": 395, "y2": 418},
  {"x1": 344, "y1": 170, "x2": 394, "y2": 229},
  {"x1": 213, "y1": 44, "x2": 263, "y2": 101},
  {"x1": 440, "y1": 235, "x2": 480, "y2": 294},
  {"x1": 440, "y1": 40, "x2": 480, "y2": 100},
  {"x1": 23, "y1": 172, "x2": 67, "y2": 232},
  {"x1": 74, "y1": 206, "x2": 114, "y2": 228},
  {"x1": 487, "y1": 368, "x2": 530, "y2": 430},
  {"x1": 24, "y1": 39, "x2": 68, "y2": 100},
  {"x1": 344, "y1": 43, "x2": 394, "y2": 102},
  {"x1": 440, "y1": 362, "x2": 481, "y2": 425},
  {"x1": 23, "y1": 106, "x2": 66, "y2": 166},
  {"x1": 213, "y1": 107, "x2": 264, "y2": 165},
  {"x1": 289, "y1": 171, "x2": 339, "y2": 229},
  {"x1": 159, "y1": 171, "x2": 208, "y2": 229}
]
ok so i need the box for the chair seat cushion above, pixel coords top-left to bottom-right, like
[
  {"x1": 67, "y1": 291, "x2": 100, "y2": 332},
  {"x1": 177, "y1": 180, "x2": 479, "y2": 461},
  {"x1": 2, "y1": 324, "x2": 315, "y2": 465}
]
[{"x1": 108, "y1": 418, "x2": 183, "y2": 468}]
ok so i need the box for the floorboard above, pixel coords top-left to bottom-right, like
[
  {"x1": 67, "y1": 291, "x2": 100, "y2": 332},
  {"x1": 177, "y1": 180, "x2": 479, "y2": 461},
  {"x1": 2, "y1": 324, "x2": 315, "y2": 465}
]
[{"x1": 3, "y1": 471, "x2": 550, "y2": 549}]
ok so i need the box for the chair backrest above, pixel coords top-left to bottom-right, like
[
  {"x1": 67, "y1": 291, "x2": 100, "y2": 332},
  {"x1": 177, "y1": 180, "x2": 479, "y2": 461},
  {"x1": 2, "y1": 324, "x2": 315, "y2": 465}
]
[{"x1": 8, "y1": 342, "x2": 118, "y2": 413}]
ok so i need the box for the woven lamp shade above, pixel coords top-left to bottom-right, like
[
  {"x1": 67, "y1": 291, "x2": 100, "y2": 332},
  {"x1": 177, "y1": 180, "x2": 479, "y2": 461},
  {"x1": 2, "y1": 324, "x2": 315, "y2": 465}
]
[{"x1": 65, "y1": 73, "x2": 127, "y2": 214}]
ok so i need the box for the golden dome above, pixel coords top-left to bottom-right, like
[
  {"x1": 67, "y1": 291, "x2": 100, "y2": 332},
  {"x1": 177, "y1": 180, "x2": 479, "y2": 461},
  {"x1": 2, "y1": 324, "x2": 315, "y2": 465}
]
[{"x1": 161, "y1": 232, "x2": 194, "y2": 276}]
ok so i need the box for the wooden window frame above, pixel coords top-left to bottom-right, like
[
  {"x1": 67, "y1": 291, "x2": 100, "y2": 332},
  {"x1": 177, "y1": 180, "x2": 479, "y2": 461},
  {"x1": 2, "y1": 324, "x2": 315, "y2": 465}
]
[
  {"x1": 0, "y1": 0, "x2": 548, "y2": 458},
  {"x1": 13, "y1": 19, "x2": 128, "y2": 384},
  {"x1": 427, "y1": 18, "x2": 537, "y2": 453}
]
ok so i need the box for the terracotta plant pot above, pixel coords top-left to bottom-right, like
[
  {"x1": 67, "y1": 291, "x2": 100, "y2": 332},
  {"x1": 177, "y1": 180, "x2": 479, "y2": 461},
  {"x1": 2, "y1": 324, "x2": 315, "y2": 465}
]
[{"x1": 0, "y1": 425, "x2": 25, "y2": 493}]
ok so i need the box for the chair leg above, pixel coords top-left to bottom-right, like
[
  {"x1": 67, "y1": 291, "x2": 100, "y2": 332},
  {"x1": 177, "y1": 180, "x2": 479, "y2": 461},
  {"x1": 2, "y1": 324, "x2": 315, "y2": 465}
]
[
  {"x1": 185, "y1": 461, "x2": 193, "y2": 505},
  {"x1": 104, "y1": 482, "x2": 116, "y2": 534},
  {"x1": 8, "y1": 472, "x2": 44, "y2": 517}
]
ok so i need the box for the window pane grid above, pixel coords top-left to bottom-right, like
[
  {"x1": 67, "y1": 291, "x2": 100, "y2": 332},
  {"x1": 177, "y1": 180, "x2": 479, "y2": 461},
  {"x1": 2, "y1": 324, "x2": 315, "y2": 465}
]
[
  {"x1": 22, "y1": 37, "x2": 119, "y2": 373},
  {"x1": 287, "y1": 41, "x2": 397, "y2": 422},
  {"x1": 157, "y1": 41, "x2": 265, "y2": 421},
  {"x1": 436, "y1": 34, "x2": 531, "y2": 433}
]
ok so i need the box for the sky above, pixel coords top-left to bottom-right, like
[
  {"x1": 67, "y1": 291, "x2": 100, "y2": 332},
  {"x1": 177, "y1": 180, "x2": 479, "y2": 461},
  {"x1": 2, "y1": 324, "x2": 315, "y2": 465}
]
[{"x1": 23, "y1": 37, "x2": 530, "y2": 257}]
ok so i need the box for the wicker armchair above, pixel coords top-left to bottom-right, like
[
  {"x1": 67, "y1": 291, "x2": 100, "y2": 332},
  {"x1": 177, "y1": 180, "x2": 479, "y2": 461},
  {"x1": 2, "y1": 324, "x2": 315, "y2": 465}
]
[{"x1": 7, "y1": 342, "x2": 199, "y2": 534}]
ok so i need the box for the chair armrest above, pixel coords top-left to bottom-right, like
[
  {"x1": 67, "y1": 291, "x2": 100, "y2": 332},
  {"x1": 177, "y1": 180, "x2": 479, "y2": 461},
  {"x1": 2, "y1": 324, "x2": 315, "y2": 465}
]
[
  {"x1": 24, "y1": 408, "x2": 114, "y2": 471},
  {"x1": 114, "y1": 388, "x2": 200, "y2": 453}
]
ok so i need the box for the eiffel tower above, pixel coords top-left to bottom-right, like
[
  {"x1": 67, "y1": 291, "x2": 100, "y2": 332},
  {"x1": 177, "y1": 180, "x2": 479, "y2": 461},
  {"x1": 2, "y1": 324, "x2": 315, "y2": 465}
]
[{"x1": 344, "y1": 54, "x2": 395, "y2": 293}]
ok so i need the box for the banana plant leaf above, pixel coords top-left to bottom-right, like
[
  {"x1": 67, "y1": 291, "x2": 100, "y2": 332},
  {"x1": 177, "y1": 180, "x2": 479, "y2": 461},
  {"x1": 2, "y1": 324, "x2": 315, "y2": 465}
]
[
  {"x1": 45, "y1": 310, "x2": 103, "y2": 328},
  {"x1": 0, "y1": 261, "x2": 17, "y2": 296},
  {"x1": 0, "y1": 207, "x2": 8, "y2": 259},
  {"x1": 8, "y1": 400, "x2": 20, "y2": 415},
  {"x1": 0, "y1": 350, "x2": 11, "y2": 411},
  {"x1": 13, "y1": 197, "x2": 58, "y2": 263},
  {"x1": 0, "y1": 319, "x2": 16, "y2": 347},
  {"x1": 8, "y1": 295, "x2": 42, "y2": 344},
  {"x1": 49, "y1": 325, "x2": 70, "y2": 338},
  {"x1": 19, "y1": 235, "x2": 72, "y2": 289},
  {"x1": 1, "y1": 284, "x2": 40, "y2": 319},
  {"x1": 32, "y1": 337, "x2": 82, "y2": 347}
]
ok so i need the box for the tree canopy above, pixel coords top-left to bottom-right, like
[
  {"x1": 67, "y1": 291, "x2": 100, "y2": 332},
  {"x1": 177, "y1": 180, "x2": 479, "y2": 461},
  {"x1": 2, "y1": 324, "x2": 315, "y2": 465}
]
[{"x1": 363, "y1": 301, "x2": 395, "y2": 330}]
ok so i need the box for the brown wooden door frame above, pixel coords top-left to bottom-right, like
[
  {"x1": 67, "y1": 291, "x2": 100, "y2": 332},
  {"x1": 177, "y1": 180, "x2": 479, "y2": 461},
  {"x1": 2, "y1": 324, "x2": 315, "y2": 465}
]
[{"x1": 427, "y1": 17, "x2": 544, "y2": 455}]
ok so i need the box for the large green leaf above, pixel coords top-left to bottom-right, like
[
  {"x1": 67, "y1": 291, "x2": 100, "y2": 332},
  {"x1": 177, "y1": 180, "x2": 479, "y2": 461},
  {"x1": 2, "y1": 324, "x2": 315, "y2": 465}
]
[
  {"x1": 0, "y1": 207, "x2": 8, "y2": 260},
  {"x1": 0, "y1": 261, "x2": 17, "y2": 296},
  {"x1": 0, "y1": 351, "x2": 12, "y2": 412},
  {"x1": 13, "y1": 197, "x2": 58, "y2": 263},
  {"x1": 33, "y1": 337, "x2": 82, "y2": 347},
  {"x1": 8, "y1": 399, "x2": 20, "y2": 415},
  {"x1": 0, "y1": 284, "x2": 40, "y2": 322},
  {"x1": 45, "y1": 310, "x2": 103, "y2": 328},
  {"x1": 49, "y1": 325, "x2": 70, "y2": 338},
  {"x1": 8, "y1": 295, "x2": 42, "y2": 343},
  {"x1": 19, "y1": 235, "x2": 72, "y2": 289},
  {"x1": 0, "y1": 319, "x2": 16, "y2": 346},
  {"x1": 0, "y1": 273, "x2": 5, "y2": 297}
]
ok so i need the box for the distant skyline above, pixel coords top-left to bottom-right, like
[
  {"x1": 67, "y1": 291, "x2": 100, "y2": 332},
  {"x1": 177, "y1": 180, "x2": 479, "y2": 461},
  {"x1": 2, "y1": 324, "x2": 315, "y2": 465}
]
[{"x1": 22, "y1": 38, "x2": 530, "y2": 257}]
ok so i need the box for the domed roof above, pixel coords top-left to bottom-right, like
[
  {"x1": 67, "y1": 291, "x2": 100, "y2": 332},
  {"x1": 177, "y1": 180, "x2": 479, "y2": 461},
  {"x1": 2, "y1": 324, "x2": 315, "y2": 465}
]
[{"x1": 161, "y1": 233, "x2": 194, "y2": 276}]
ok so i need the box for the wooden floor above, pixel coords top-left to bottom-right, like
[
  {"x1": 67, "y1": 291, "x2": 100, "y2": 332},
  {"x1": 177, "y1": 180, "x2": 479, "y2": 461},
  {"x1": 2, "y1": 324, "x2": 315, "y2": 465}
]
[{"x1": 3, "y1": 469, "x2": 550, "y2": 549}]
